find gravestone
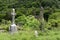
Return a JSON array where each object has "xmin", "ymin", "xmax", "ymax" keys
[
  {"xmin": 9, "ymin": 9, "xmax": 17, "ymax": 34},
  {"xmin": 34, "ymin": 30, "xmax": 38, "ymax": 37},
  {"xmin": 40, "ymin": 6, "xmax": 45, "ymax": 32}
]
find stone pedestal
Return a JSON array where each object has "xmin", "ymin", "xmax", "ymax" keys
[{"xmin": 9, "ymin": 24, "xmax": 17, "ymax": 33}]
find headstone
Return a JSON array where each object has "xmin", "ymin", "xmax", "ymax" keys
[
  {"xmin": 40, "ymin": 6, "xmax": 45, "ymax": 32},
  {"xmin": 34, "ymin": 30, "xmax": 38, "ymax": 37},
  {"xmin": 9, "ymin": 8, "xmax": 17, "ymax": 34}
]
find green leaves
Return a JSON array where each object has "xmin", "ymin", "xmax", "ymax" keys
[
  {"xmin": 45, "ymin": 12, "xmax": 60, "ymax": 30},
  {"xmin": 16, "ymin": 15, "xmax": 40, "ymax": 30}
]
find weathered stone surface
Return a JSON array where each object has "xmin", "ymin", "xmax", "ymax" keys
[
  {"xmin": 34, "ymin": 30, "xmax": 38, "ymax": 37},
  {"xmin": 9, "ymin": 24, "xmax": 17, "ymax": 33},
  {"xmin": 9, "ymin": 9, "xmax": 17, "ymax": 34}
]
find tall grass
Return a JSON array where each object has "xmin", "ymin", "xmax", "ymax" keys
[{"xmin": 0, "ymin": 30, "xmax": 60, "ymax": 40}]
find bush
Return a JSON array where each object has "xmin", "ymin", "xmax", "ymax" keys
[
  {"xmin": 0, "ymin": 14, "xmax": 6, "ymax": 21},
  {"xmin": 49, "ymin": 12, "xmax": 60, "ymax": 20},
  {"xmin": 16, "ymin": 15, "xmax": 40, "ymax": 30},
  {"xmin": 44, "ymin": 12, "xmax": 60, "ymax": 30},
  {"xmin": 0, "ymin": 20, "xmax": 11, "ymax": 30}
]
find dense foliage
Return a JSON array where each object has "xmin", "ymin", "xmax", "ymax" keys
[
  {"xmin": 16, "ymin": 15, "xmax": 40, "ymax": 30},
  {"xmin": 0, "ymin": 0, "xmax": 60, "ymax": 40},
  {"xmin": 0, "ymin": 0, "xmax": 60, "ymax": 20},
  {"xmin": 0, "ymin": 0, "xmax": 60, "ymax": 32},
  {"xmin": 0, "ymin": 0, "xmax": 60, "ymax": 31}
]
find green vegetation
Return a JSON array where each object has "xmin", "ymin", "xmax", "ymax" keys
[
  {"xmin": 0, "ymin": 0, "xmax": 60, "ymax": 40},
  {"xmin": 16, "ymin": 15, "xmax": 40, "ymax": 30},
  {"xmin": 0, "ymin": 31, "xmax": 60, "ymax": 40}
]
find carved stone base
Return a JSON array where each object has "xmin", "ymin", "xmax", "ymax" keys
[{"xmin": 9, "ymin": 24, "xmax": 17, "ymax": 34}]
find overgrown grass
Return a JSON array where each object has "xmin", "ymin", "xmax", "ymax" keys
[{"xmin": 0, "ymin": 30, "xmax": 60, "ymax": 40}]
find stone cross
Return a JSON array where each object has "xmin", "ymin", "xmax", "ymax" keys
[
  {"xmin": 11, "ymin": 9, "xmax": 16, "ymax": 24},
  {"xmin": 40, "ymin": 6, "xmax": 45, "ymax": 32},
  {"xmin": 9, "ymin": 8, "xmax": 17, "ymax": 34}
]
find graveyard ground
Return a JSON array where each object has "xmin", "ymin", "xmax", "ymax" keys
[{"xmin": 0, "ymin": 30, "xmax": 60, "ymax": 40}]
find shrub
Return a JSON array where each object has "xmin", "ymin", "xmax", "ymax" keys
[
  {"xmin": 0, "ymin": 20, "xmax": 11, "ymax": 30},
  {"xmin": 49, "ymin": 12, "xmax": 60, "ymax": 20},
  {"xmin": 45, "ymin": 12, "xmax": 60, "ymax": 30},
  {"xmin": 16, "ymin": 15, "xmax": 40, "ymax": 30}
]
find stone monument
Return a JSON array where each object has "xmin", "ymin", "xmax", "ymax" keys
[
  {"xmin": 9, "ymin": 8, "xmax": 17, "ymax": 34},
  {"xmin": 34, "ymin": 30, "xmax": 38, "ymax": 37}
]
